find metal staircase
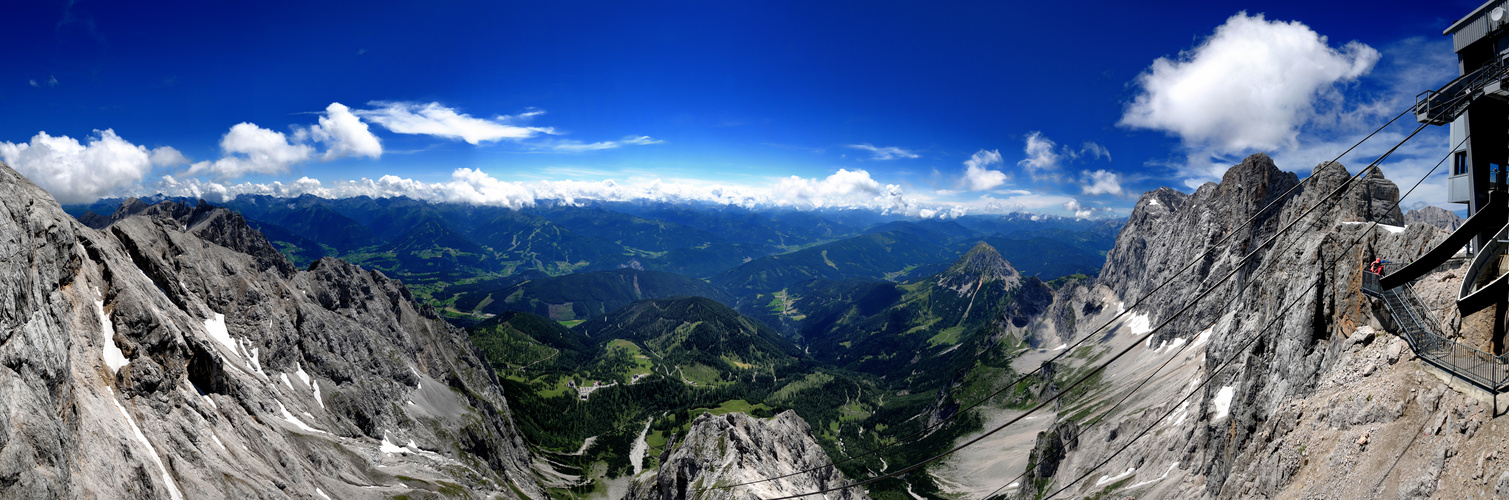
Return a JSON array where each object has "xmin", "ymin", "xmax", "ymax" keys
[{"xmin": 1363, "ymin": 266, "xmax": 1509, "ymax": 394}]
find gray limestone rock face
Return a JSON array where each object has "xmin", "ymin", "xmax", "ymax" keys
[
  {"xmin": 0, "ymin": 160, "xmax": 544, "ymax": 499},
  {"xmin": 1045, "ymin": 153, "xmax": 1449, "ymax": 497},
  {"xmin": 626, "ymin": 411, "xmax": 867, "ymax": 500},
  {"xmin": 1405, "ymin": 205, "xmax": 1465, "ymax": 232}
]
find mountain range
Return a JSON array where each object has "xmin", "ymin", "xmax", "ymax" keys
[{"xmin": 35, "ymin": 151, "xmax": 1483, "ymax": 499}]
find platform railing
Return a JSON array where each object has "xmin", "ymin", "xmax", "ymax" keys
[{"xmin": 1362, "ymin": 262, "xmax": 1509, "ymax": 393}]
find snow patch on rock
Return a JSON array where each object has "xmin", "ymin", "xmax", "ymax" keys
[
  {"xmin": 380, "ymin": 433, "xmax": 407, "ymax": 455},
  {"xmin": 277, "ymin": 400, "xmax": 326, "ymax": 434},
  {"xmin": 1212, "ymin": 386, "xmax": 1235, "ymax": 420},
  {"xmin": 1125, "ymin": 311, "xmax": 1152, "ymax": 335},
  {"xmin": 294, "ymin": 363, "xmax": 312, "ymax": 388},
  {"xmin": 106, "ymin": 387, "xmax": 184, "ymax": 500},
  {"xmin": 95, "ymin": 299, "xmax": 129, "ymax": 375},
  {"xmin": 1096, "ymin": 467, "xmax": 1137, "ymax": 486},
  {"xmin": 204, "ymin": 313, "xmax": 235, "ymax": 354}
]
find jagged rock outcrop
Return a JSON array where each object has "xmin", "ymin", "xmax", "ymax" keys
[
  {"xmin": 1033, "ymin": 276, "xmax": 1103, "ymax": 348},
  {"xmin": 0, "ymin": 160, "xmax": 543, "ymax": 499},
  {"xmin": 1405, "ymin": 205, "xmax": 1465, "ymax": 232},
  {"xmin": 1015, "ymin": 420, "xmax": 1079, "ymax": 500},
  {"xmin": 626, "ymin": 411, "xmax": 866, "ymax": 500},
  {"xmin": 1031, "ymin": 153, "xmax": 1453, "ymax": 498}
]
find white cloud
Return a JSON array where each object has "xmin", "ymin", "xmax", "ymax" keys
[
  {"xmin": 1064, "ymin": 199, "xmax": 1095, "ymax": 219},
  {"xmin": 149, "ymin": 146, "xmax": 189, "ymax": 167},
  {"xmin": 186, "ymin": 123, "xmax": 314, "ymax": 178},
  {"xmin": 0, "ymin": 129, "xmax": 177, "ymax": 204},
  {"xmin": 1120, "ymin": 12, "xmax": 1379, "ymax": 153},
  {"xmin": 1080, "ymin": 142, "xmax": 1112, "ymax": 162},
  {"xmin": 621, "ymin": 136, "xmax": 665, "ymax": 146},
  {"xmin": 305, "ymin": 102, "xmax": 382, "ymax": 160},
  {"xmin": 848, "ymin": 143, "xmax": 920, "ymax": 160},
  {"xmin": 150, "ymin": 167, "xmax": 964, "ymax": 217},
  {"xmin": 28, "ymin": 79, "xmax": 37, "ymax": 88},
  {"xmin": 962, "ymin": 149, "xmax": 1007, "ymax": 191},
  {"xmin": 550, "ymin": 135, "xmax": 666, "ymax": 153},
  {"xmin": 774, "ymin": 169, "xmax": 900, "ymax": 209},
  {"xmin": 1080, "ymin": 169, "xmax": 1123, "ymax": 196},
  {"xmin": 1018, "ymin": 132, "xmax": 1061, "ymax": 177},
  {"xmin": 1017, "ymin": 133, "xmax": 1112, "ymax": 181},
  {"xmin": 355, "ymin": 101, "xmax": 554, "ymax": 145}
]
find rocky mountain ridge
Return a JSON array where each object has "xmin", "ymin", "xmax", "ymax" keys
[
  {"xmin": 1405, "ymin": 205, "xmax": 1465, "ymax": 232},
  {"xmin": 0, "ymin": 160, "xmax": 544, "ymax": 499}
]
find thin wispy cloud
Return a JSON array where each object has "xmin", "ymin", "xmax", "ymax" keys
[
  {"xmin": 355, "ymin": 101, "xmax": 556, "ymax": 145},
  {"xmin": 1017, "ymin": 132, "xmax": 1113, "ymax": 182},
  {"xmin": 847, "ymin": 143, "xmax": 919, "ymax": 160},
  {"xmin": 548, "ymin": 135, "xmax": 665, "ymax": 153}
]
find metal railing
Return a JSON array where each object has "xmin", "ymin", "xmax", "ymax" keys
[
  {"xmin": 1416, "ymin": 51, "xmax": 1509, "ymax": 125},
  {"xmin": 1362, "ymin": 263, "xmax": 1509, "ymax": 394}
]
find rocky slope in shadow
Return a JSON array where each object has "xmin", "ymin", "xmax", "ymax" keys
[{"xmin": 0, "ymin": 160, "xmax": 544, "ymax": 499}]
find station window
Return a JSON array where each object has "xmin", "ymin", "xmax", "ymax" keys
[{"xmin": 1455, "ymin": 151, "xmax": 1469, "ymax": 176}]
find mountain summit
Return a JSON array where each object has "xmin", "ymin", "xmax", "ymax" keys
[{"xmin": 938, "ymin": 241, "xmax": 1021, "ymax": 291}]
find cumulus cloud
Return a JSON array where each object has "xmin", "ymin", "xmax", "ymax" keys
[
  {"xmin": 1119, "ymin": 12, "xmax": 1379, "ymax": 153},
  {"xmin": 304, "ymin": 102, "xmax": 382, "ymax": 160},
  {"xmin": 0, "ymin": 129, "xmax": 181, "ymax": 204},
  {"xmin": 1080, "ymin": 169, "xmax": 1123, "ymax": 196},
  {"xmin": 355, "ymin": 101, "xmax": 554, "ymax": 145},
  {"xmin": 1018, "ymin": 132, "xmax": 1061, "ymax": 177},
  {"xmin": 847, "ymin": 143, "xmax": 920, "ymax": 160},
  {"xmin": 1064, "ymin": 199, "xmax": 1096, "ymax": 219},
  {"xmin": 773, "ymin": 169, "xmax": 905, "ymax": 210},
  {"xmin": 962, "ymin": 149, "xmax": 1007, "ymax": 191},
  {"xmin": 149, "ymin": 146, "xmax": 189, "ymax": 167},
  {"xmin": 150, "ymin": 167, "xmax": 964, "ymax": 217},
  {"xmin": 187, "ymin": 123, "xmax": 314, "ymax": 178}
]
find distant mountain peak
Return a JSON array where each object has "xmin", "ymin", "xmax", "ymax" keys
[{"xmin": 940, "ymin": 242, "xmax": 1020, "ymax": 289}]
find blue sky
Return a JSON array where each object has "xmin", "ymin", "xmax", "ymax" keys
[{"xmin": 0, "ymin": 0, "xmax": 1483, "ymax": 218}]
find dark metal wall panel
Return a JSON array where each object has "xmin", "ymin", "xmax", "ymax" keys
[
  {"xmin": 1452, "ymin": 0, "xmax": 1506, "ymax": 53},
  {"xmin": 1457, "ymin": 17, "xmax": 1490, "ymax": 53}
]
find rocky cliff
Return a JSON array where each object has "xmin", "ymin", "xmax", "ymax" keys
[
  {"xmin": 625, "ymin": 411, "xmax": 866, "ymax": 500},
  {"xmin": 0, "ymin": 160, "xmax": 543, "ymax": 499},
  {"xmin": 1015, "ymin": 153, "xmax": 1488, "ymax": 498},
  {"xmin": 1405, "ymin": 205, "xmax": 1465, "ymax": 232}
]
